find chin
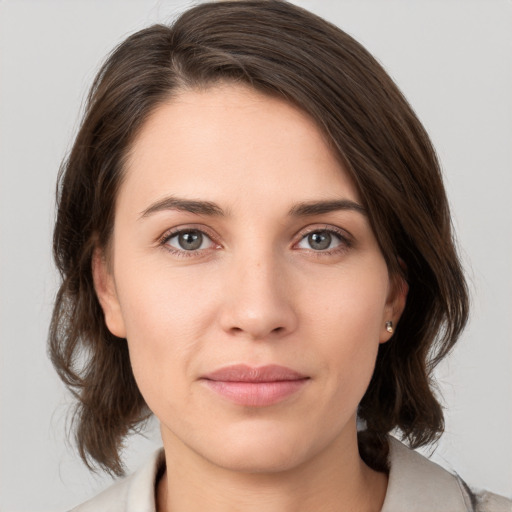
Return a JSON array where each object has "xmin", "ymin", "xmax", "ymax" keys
[
  {"xmin": 208, "ymin": 445, "xmax": 304, "ymax": 474},
  {"xmin": 195, "ymin": 421, "xmax": 319, "ymax": 474}
]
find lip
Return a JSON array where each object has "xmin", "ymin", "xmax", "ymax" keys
[{"xmin": 200, "ymin": 364, "xmax": 310, "ymax": 407}]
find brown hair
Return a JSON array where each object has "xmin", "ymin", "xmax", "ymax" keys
[{"xmin": 49, "ymin": 0, "xmax": 469, "ymax": 476}]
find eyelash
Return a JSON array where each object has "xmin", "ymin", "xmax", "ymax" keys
[
  {"xmin": 158, "ymin": 225, "xmax": 352, "ymax": 259},
  {"xmin": 295, "ymin": 225, "xmax": 352, "ymax": 257},
  {"xmin": 159, "ymin": 226, "xmax": 220, "ymax": 258}
]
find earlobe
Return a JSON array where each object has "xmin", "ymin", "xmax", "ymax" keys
[
  {"xmin": 91, "ymin": 248, "xmax": 127, "ymax": 338},
  {"xmin": 380, "ymin": 274, "xmax": 408, "ymax": 344}
]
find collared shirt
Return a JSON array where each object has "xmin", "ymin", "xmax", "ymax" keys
[{"xmin": 71, "ymin": 437, "xmax": 511, "ymax": 512}]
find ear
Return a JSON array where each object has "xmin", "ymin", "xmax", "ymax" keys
[
  {"xmin": 91, "ymin": 248, "xmax": 127, "ymax": 338},
  {"xmin": 380, "ymin": 272, "xmax": 408, "ymax": 344}
]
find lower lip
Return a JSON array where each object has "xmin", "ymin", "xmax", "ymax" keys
[{"xmin": 202, "ymin": 379, "xmax": 309, "ymax": 407}]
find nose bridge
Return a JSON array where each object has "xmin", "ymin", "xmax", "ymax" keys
[{"xmin": 220, "ymin": 244, "xmax": 297, "ymax": 339}]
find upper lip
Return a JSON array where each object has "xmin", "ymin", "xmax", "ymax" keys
[{"xmin": 202, "ymin": 364, "xmax": 308, "ymax": 382}]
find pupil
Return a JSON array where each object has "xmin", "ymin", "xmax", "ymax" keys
[
  {"xmin": 179, "ymin": 231, "xmax": 202, "ymax": 250},
  {"xmin": 309, "ymin": 232, "xmax": 331, "ymax": 250}
]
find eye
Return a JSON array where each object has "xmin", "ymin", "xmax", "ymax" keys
[
  {"xmin": 296, "ymin": 229, "xmax": 346, "ymax": 251},
  {"xmin": 164, "ymin": 229, "xmax": 215, "ymax": 252}
]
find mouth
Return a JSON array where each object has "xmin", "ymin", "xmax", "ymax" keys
[{"xmin": 200, "ymin": 364, "xmax": 310, "ymax": 407}]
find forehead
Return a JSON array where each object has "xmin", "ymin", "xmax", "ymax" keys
[{"xmin": 120, "ymin": 84, "xmax": 359, "ymax": 215}]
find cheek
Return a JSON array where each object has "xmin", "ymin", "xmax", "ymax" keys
[
  {"xmin": 299, "ymin": 264, "xmax": 388, "ymax": 399},
  {"xmin": 115, "ymin": 249, "xmax": 219, "ymax": 338},
  {"xmin": 112, "ymin": 258, "xmax": 222, "ymax": 411},
  {"xmin": 300, "ymin": 261, "xmax": 389, "ymax": 338}
]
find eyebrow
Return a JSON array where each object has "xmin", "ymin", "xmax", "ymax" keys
[
  {"xmin": 139, "ymin": 196, "xmax": 366, "ymax": 219},
  {"xmin": 288, "ymin": 199, "xmax": 367, "ymax": 217},
  {"xmin": 139, "ymin": 196, "xmax": 226, "ymax": 219}
]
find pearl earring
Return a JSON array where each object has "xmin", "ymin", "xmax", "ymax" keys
[{"xmin": 385, "ymin": 321, "xmax": 394, "ymax": 334}]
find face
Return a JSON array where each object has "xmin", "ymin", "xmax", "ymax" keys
[{"xmin": 94, "ymin": 84, "xmax": 405, "ymax": 473}]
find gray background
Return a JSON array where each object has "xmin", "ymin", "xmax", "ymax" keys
[{"xmin": 1, "ymin": 1, "xmax": 511, "ymax": 510}]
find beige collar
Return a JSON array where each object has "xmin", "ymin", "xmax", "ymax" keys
[{"xmin": 380, "ymin": 436, "xmax": 471, "ymax": 511}]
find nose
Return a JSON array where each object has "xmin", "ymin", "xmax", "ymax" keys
[{"xmin": 218, "ymin": 252, "xmax": 298, "ymax": 341}]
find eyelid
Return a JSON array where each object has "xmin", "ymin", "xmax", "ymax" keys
[
  {"xmin": 292, "ymin": 224, "xmax": 353, "ymax": 251},
  {"xmin": 158, "ymin": 224, "xmax": 222, "ymax": 255},
  {"xmin": 294, "ymin": 224, "xmax": 352, "ymax": 242}
]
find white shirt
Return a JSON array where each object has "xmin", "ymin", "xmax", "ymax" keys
[{"xmin": 71, "ymin": 437, "xmax": 511, "ymax": 512}]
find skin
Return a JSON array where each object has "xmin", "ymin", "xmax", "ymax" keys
[{"xmin": 93, "ymin": 84, "xmax": 407, "ymax": 512}]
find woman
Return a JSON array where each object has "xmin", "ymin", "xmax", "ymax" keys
[{"xmin": 49, "ymin": 1, "xmax": 511, "ymax": 511}]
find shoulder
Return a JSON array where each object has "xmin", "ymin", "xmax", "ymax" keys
[
  {"xmin": 474, "ymin": 491, "xmax": 512, "ymax": 512},
  {"xmin": 70, "ymin": 449, "xmax": 164, "ymax": 512},
  {"xmin": 382, "ymin": 436, "xmax": 511, "ymax": 512}
]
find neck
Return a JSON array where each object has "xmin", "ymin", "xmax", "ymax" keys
[{"xmin": 156, "ymin": 427, "xmax": 387, "ymax": 512}]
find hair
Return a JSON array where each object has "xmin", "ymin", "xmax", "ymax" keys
[{"xmin": 49, "ymin": 0, "xmax": 469, "ymax": 476}]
